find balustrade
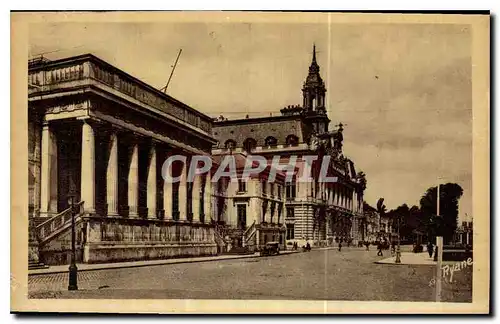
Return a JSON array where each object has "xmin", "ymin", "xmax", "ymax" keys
[{"xmin": 37, "ymin": 201, "xmax": 84, "ymax": 242}]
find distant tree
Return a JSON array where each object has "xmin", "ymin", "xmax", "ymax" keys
[
  {"xmin": 419, "ymin": 183, "xmax": 464, "ymax": 244},
  {"xmin": 390, "ymin": 204, "xmax": 409, "ymax": 237}
]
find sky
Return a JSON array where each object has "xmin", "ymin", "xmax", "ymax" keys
[{"xmin": 28, "ymin": 19, "xmax": 472, "ymax": 221}]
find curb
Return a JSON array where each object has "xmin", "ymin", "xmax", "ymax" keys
[{"xmin": 29, "ymin": 251, "xmax": 300, "ymax": 276}]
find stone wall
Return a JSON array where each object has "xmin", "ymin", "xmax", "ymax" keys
[{"xmin": 40, "ymin": 217, "xmax": 217, "ymax": 265}]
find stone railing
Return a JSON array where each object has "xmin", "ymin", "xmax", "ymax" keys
[
  {"xmin": 243, "ymin": 221, "xmax": 257, "ymax": 244},
  {"xmin": 212, "ymin": 143, "xmax": 310, "ymax": 155},
  {"xmin": 36, "ymin": 201, "xmax": 84, "ymax": 242},
  {"xmin": 28, "ymin": 55, "xmax": 212, "ymax": 134}
]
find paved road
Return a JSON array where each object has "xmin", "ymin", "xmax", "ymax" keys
[{"xmin": 29, "ymin": 247, "xmax": 472, "ymax": 301}]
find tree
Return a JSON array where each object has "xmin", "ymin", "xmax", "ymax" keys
[
  {"xmin": 419, "ymin": 183, "xmax": 464, "ymax": 244},
  {"xmin": 376, "ymin": 198, "xmax": 386, "ymax": 229}
]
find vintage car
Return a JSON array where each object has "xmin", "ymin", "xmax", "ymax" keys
[{"xmin": 260, "ymin": 242, "xmax": 280, "ymax": 256}]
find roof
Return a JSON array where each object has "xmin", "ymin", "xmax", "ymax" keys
[{"xmin": 213, "ymin": 116, "xmax": 306, "ymax": 147}]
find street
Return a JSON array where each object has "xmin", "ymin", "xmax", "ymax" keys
[{"xmin": 29, "ymin": 248, "xmax": 472, "ymax": 302}]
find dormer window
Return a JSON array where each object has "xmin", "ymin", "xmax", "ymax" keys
[
  {"xmin": 224, "ymin": 139, "xmax": 236, "ymax": 150},
  {"xmin": 243, "ymin": 138, "xmax": 257, "ymax": 153},
  {"xmin": 265, "ymin": 136, "xmax": 278, "ymax": 147},
  {"xmin": 286, "ymin": 135, "xmax": 299, "ymax": 146}
]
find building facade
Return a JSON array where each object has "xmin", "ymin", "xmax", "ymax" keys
[
  {"xmin": 28, "ymin": 54, "xmax": 218, "ymax": 265},
  {"xmin": 211, "ymin": 153, "xmax": 286, "ymax": 253},
  {"xmin": 212, "ymin": 46, "xmax": 367, "ymax": 247},
  {"xmin": 455, "ymin": 220, "xmax": 473, "ymax": 247}
]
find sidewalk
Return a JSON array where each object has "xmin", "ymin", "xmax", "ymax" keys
[
  {"xmin": 29, "ymin": 250, "xmax": 299, "ymax": 276},
  {"xmin": 375, "ymin": 252, "xmax": 460, "ymax": 266}
]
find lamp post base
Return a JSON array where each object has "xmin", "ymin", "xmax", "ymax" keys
[
  {"xmin": 395, "ymin": 251, "xmax": 401, "ymax": 263},
  {"xmin": 68, "ymin": 263, "xmax": 78, "ymax": 291}
]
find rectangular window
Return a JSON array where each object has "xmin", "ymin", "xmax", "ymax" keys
[
  {"xmin": 286, "ymin": 182, "xmax": 296, "ymax": 200},
  {"xmin": 187, "ymin": 181, "xmax": 193, "ymax": 221},
  {"xmin": 286, "ymin": 207, "xmax": 295, "ymax": 219},
  {"xmin": 172, "ymin": 182, "xmax": 180, "ymax": 220},
  {"xmin": 286, "ymin": 224, "xmax": 295, "ymax": 240},
  {"xmin": 269, "ymin": 183, "xmax": 274, "ymax": 197},
  {"xmin": 262, "ymin": 202, "xmax": 267, "ymax": 223},
  {"xmin": 277, "ymin": 185, "xmax": 282, "ymax": 199},
  {"xmin": 238, "ymin": 179, "xmax": 247, "ymax": 192},
  {"xmin": 200, "ymin": 178, "xmax": 205, "ymax": 223},
  {"xmin": 262, "ymin": 180, "xmax": 267, "ymax": 195},
  {"xmin": 237, "ymin": 204, "xmax": 246, "ymax": 229}
]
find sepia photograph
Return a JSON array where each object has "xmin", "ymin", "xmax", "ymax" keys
[{"xmin": 10, "ymin": 11, "xmax": 490, "ymax": 314}]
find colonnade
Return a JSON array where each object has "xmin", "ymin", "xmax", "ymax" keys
[{"xmin": 39, "ymin": 119, "xmax": 212, "ymax": 222}]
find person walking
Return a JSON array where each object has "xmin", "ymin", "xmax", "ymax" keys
[
  {"xmin": 427, "ymin": 241, "xmax": 434, "ymax": 258},
  {"xmin": 338, "ymin": 238, "xmax": 343, "ymax": 252},
  {"xmin": 377, "ymin": 240, "xmax": 383, "ymax": 256}
]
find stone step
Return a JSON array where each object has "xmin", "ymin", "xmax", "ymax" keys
[{"xmin": 28, "ymin": 261, "xmax": 49, "ymax": 270}]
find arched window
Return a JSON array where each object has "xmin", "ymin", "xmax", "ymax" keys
[
  {"xmin": 224, "ymin": 139, "xmax": 236, "ymax": 149},
  {"xmin": 285, "ymin": 134, "xmax": 299, "ymax": 146},
  {"xmin": 243, "ymin": 138, "xmax": 257, "ymax": 153},
  {"xmin": 264, "ymin": 136, "xmax": 278, "ymax": 147}
]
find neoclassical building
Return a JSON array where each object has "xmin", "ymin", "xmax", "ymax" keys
[
  {"xmin": 28, "ymin": 54, "xmax": 218, "ymax": 265},
  {"xmin": 212, "ymin": 46, "xmax": 367, "ymax": 247}
]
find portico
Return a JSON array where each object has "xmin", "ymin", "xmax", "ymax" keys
[{"xmin": 29, "ymin": 54, "xmax": 217, "ymax": 265}]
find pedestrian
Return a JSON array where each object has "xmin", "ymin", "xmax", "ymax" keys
[
  {"xmin": 364, "ymin": 241, "xmax": 370, "ymax": 251},
  {"xmin": 427, "ymin": 241, "xmax": 434, "ymax": 258},
  {"xmin": 338, "ymin": 238, "xmax": 343, "ymax": 252},
  {"xmin": 377, "ymin": 241, "xmax": 383, "ymax": 256}
]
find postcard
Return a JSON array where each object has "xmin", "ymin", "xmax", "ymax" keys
[{"xmin": 11, "ymin": 11, "xmax": 490, "ymax": 314}]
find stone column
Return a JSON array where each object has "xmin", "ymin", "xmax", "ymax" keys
[
  {"xmin": 106, "ymin": 132, "xmax": 119, "ymax": 216},
  {"xmin": 147, "ymin": 144, "xmax": 157, "ymax": 219},
  {"xmin": 203, "ymin": 173, "xmax": 212, "ymax": 222},
  {"xmin": 81, "ymin": 121, "xmax": 95, "ymax": 213},
  {"xmin": 163, "ymin": 168, "xmax": 173, "ymax": 220},
  {"xmin": 40, "ymin": 123, "xmax": 58, "ymax": 216},
  {"xmin": 354, "ymin": 195, "xmax": 357, "ymax": 213},
  {"xmin": 178, "ymin": 157, "xmax": 188, "ymax": 221},
  {"xmin": 192, "ymin": 175, "xmax": 201, "ymax": 222},
  {"xmin": 128, "ymin": 142, "xmax": 139, "ymax": 218}
]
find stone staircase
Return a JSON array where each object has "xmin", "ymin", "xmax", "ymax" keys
[
  {"xmin": 35, "ymin": 201, "xmax": 84, "ymax": 246},
  {"xmin": 30, "ymin": 202, "xmax": 85, "ymax": 267},
  {"xmin": 243, "ymin": 221, "xmax": 257, "ymax": 251}
]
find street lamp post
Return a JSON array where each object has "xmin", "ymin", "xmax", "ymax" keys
[
  {"xmin": 395, "ymin": 215, "xmax": 401, "ymax": 263},
  {"xmin": 435, "ymin": 184, "xmax": 443, "ymax": 302},
  {"xmin": 67, "ymin": 189, "xmax": 78, "ymax": 291}
]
